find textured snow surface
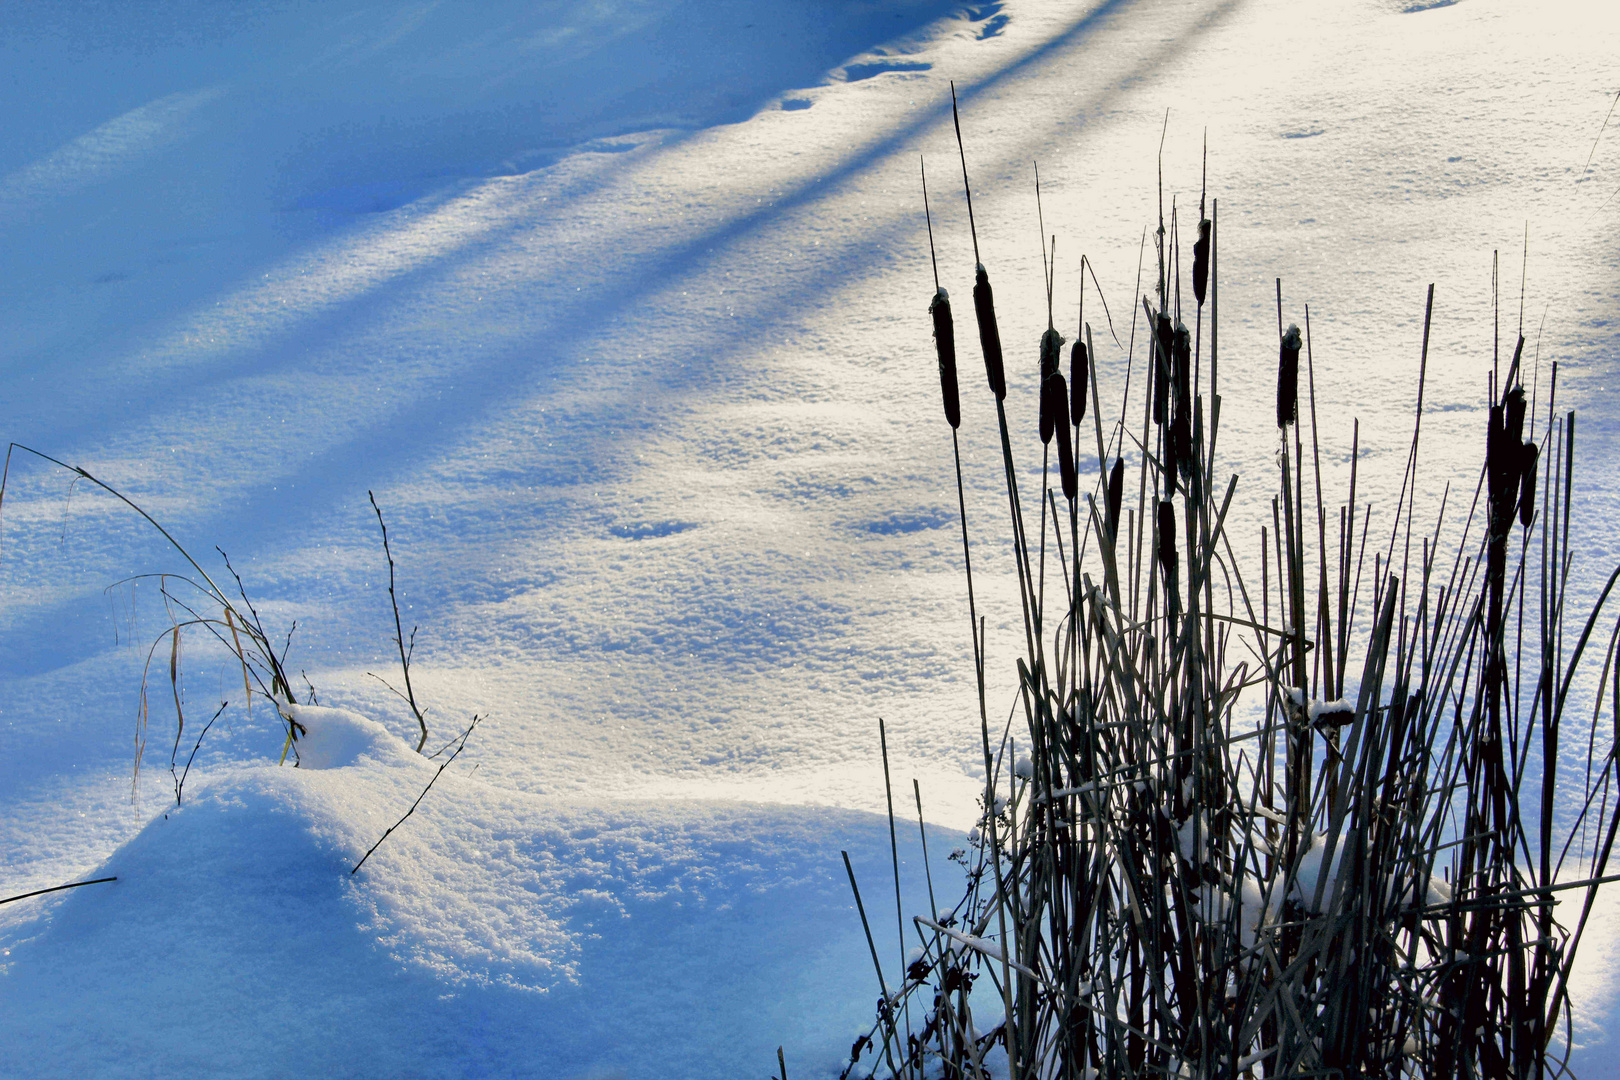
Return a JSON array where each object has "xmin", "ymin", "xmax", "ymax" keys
[
  {"xmin": 2, "ymin": 0, "xmax": 1619, "ymax": 1075},
  {"xmin": 0, "ymin": 707, "xmax": 934, "ymax": 1077}
]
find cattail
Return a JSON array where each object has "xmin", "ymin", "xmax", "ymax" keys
[
  {"xmin": 1168, "ymin": 417, "xmax": 1191, "ymax": 486},
  {"xmin": 1487, "ymin": 399, "xmax": 1524, "ymax": 529},
  {"xmin": 1153, "ymin": 313, "xmax": 1173, "ymax": 426},
  {"xmin": 1517, "ymin": 440, "xmax": 1539, "ymax": 528},
  {"xmin": 1070, "ymin": 338, "xmax": 1088, "ymax": 425},
  {"xmin": 1051, "ymin": 372, "xmax": 1077, "ymax": 501},
  {"xmin": 1157, "ymin": 499, "xmax": 1179, "ymax": 612},
  {"xmin": 1039, "ymin": 327, "xmax": 1064, "ymax": 444},
  {"xmin": 1171, "ymin": 322, "xmax": 1193, "ymax": 479},
  {"xmin": 1173, "ymin": 323, "xmax": 1192, "ymax": 414},
  {"xmin": 973, "ymin": 265, "xmax": 1006, "ymax": 400},
  {"xmin": 1503, "ymin": 385, "xmax": 1527, "ymax": 444},
  {"xmin": 1106, "ymin": 457, "xmax": 1124, "ymax": 544},
  {"xmin": 1192, "ymin": 218, "xmax": 1211, "ymax": 307},
  {"xmin": 1164, "ymin": 415, "xmax": 1181, "ymax": 482},
  {"xmin": 931, "ymin": 289, "xmax": 960, "ymax": 429},
  {"xmin": 1157, "ymin": 500, "xmax": 1176, "ymax": 567},
  {"xmin": 1277, "ymin": 324, "xmax": 1301, "ymax": 429}
]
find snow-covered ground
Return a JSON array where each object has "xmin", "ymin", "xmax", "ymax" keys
[{"xmin": 1, "ymin": 0, "xmax": 1618, "ymax": 1075}]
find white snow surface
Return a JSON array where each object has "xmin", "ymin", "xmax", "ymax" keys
[{"xmin": 2, "ymin": 0, "xmax": 1619, "ymax": 1075}]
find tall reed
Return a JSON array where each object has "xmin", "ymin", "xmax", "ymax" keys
[{"xmin": 837, "ymin": 117, "xmax": 1620, "ymax": 1080}]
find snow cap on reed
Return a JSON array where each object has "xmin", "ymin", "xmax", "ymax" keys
[
  {"xmin": 930, "ymin": 288, "xmax": 960, "ymax": 429},
  {"xmin": 1039, "ymin": 327, "xmax": 1064, "ymax": 444},
  {"xmin": 972, "ymin": 265, "xmax": 1006, "ymax": 400},
  {"xmin": 1277, "ymin": 324, "xmax": 1301, "ymax": 429}
]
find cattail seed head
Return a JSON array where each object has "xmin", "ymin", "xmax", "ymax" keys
[
  {"xmin": 1518, "ymin": 440, "xmax": 1539, "ymax": 529},
  {"xmin": 930, "ymin": 289, "xmax": 960, "ymax": 429},
  {"xmin": 1163, "ymin": 419, "xmax": 1181, "ymax": 483},
  {"xmin": 1173, "ymin": 323, "xmax": 1192, "ymax": 412},
  {"xmin": 1503, "ymin": 385, "xmax": 1527, "ymax": 444},
  {"xmin": 1192, "ymin": 218, "xmax": 1211, "ymax": 307},
  {"xmin": 1168, "ymin": 413, "xmax": 1192, "ymax": 487},
  {"xmin": 1171, "ymin": 322, "xmax": 1193, "ymax": 480},
  {"xmin": 1106, "ymin": 458, "xmax": 1124, "ymax": 544},
  {"xmin": 1157, "ymin": 499, "xmax": 1179, "ymax": 610},
  {"xmin": 1153, "ymin": 313, "xmax": 1173, "ymax": 426},
  {"xmin": 1051, "ymin": 372, "xmax": 1077, "ymax": 501},
  {"xmin": 1157, "ymin": 499, "xmax": 1176, "ymax": 564},
  {"xmin": 972, "ymin": 265, "xmax": 1006, "ymax": 401},
  {"xmin": 1070, "ymin": 339, "xmax": 1088, "ymax": 426},
  {"xmin": 1277, "ymin": 324, "xmax": 1301, "ymax": 429},
  {"xmin": 1487, "ymin": 401, "xmax": 1523, "ymax": 530},
  {"xmin": 1039, "ymin": 327, "xmax": 1064, "ymax": 444}
]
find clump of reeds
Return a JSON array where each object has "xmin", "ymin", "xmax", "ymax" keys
[
  {"xmin": 0, "ymin": 449, "xmax": 439, "ymax": 793},
  {"xmin": 833, "ymin": 102, "xmax": 1620, "ymax": 1080},
  {"xmin": 0, "ymin": 444, "xmax": 307, "ymax": 789}
]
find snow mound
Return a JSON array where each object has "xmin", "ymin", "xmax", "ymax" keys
[
  {"xmin": 0, "ymin": 709, "xmax": 957, "ymax": 1078},
  {"xmin": 285, "ymin": 703, "xmax": 416, "ymax": 769}
]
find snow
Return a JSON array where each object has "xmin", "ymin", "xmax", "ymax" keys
[
  {"xmin": 2, "ymin": 0, "xmax": 1619, "ymax": 1075},
  {"xmin": 1194, "ymin": 874, "xmax": 1277, "ymax": 953},
  {"xmin": 1286, "ymin": 688, "xmax": 1353, "ymax": 723},
  {"xmin": 2, "ymin": 705, "xmax": 945, "ymax": 1077},
  {"xmin": 1291, "ymin": 831, "xmax": 1348, "ymax": 915}
]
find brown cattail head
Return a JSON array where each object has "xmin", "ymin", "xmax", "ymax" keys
[
  {"xmin": 1503, "ymin": 385, "xmax": 1527, "ymax": 444},
  {"xmin": 1277, "ymin": 324, "xmax": 1301, "ymax": 429},
  {"xmin": 1518, "ymin": 440, "xmax": 1539, "ymax": 528},
  {"xmin": 1153, "ymin": 313, "xmax": 1173, "ymax": 426},
  {"xmin": 1173, "ymin": 323, "xmax": 1192, "ymax": 414},
  {"xmin": 1168, "ymin": 414, "xmax": 1192, "ymax": 487},
  {"xmin": 1051, "ymin": 372, "xmax": 1077, "ymax": 501},
  {"xmin": 1157, "ymin": 499, "xmax": 1179, "ymax": 611},
  {"xmin": 1487, "ymin": 399, "xmax": 1523, "ymax": 530},
  {"xmin": 1157, "ymin": 499, "xmax": 1176, "ymax": 564},
  {"xmin": 1070, "ymin": 339, "xmax": 1088, "ymax": 426},
  {"xmin": 1170, "ymin": 322, "xmax": 1194, "ymax": 482},
  {"xmin": 1192, "ymin": 218, "xmax": 1211, "ymax": 307},
  {"xmin": 1039, "ymin": 327, "xmax": 1064, "ymax": 444},
  {"xmin": 972, "ymin": 265, "xmax": 1006, "ymax": 400},
  {"xmin": 930, "ymin": 289, "xmax": 960, "ymax": 429},
  {"xmin": 1106, "ymin": 457, "xmax": 1124, "ymax": 543}
]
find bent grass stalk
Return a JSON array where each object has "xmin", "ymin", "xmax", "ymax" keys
[
  {"xmin": 0, "ymin": 443, "xmax": 304, "ymax": 789},
  {"xmin": 0, "ymin": 447, "xmax": 446, "ymax": 792}
]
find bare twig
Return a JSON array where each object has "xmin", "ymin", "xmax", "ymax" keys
[
  {"xmin": 369, "ymin": 491, "xmax": 429, "ymax": 753},
  {"xmin": 0, "ymin": 877, "xmax": 118, "ymax": 906},
  {"xmin": 351, "ymin": 714, "xmax": 481, "ymax": 874},
  {"xmin": 174, "ymin": 700, "xmax": 227, "ymax": 806}
]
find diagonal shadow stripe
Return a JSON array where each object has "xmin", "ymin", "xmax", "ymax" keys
[{"xmin": 0, "ymin": 0, "xmax": 1245, "ymax": 691}]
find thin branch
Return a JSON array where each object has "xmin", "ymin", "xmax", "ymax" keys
[
  {"xmin": 370, "ymin": 491, "xmax": 429, "ymax": 753},
  {"xmin": 1, "ymin": 877, "xmax": 118, "ymax": 906},
  {"xmin": 352, "ymin": 715, "xmax": 481, "ymax": 874}
]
